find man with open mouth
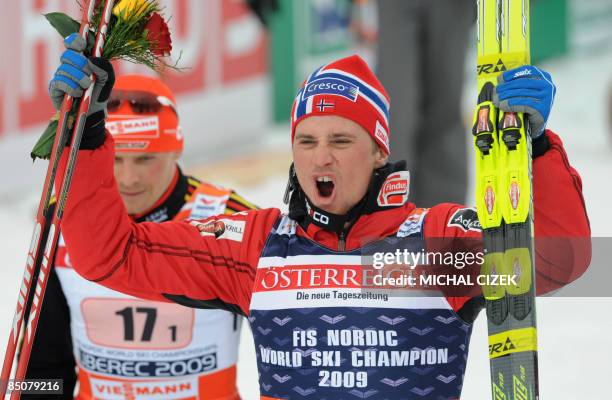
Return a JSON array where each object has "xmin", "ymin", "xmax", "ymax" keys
[{"xmin": 47, "ymin": 46, "xmax": 590, "ymax": 399}]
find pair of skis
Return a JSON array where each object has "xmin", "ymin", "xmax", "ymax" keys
[
  {"xmin": 474, "ymin": 0, "xmax": 539, "ymax": 399},
  {"xmin": 0, "ymin": 1, "xmax": 116, "ymax": 398}
]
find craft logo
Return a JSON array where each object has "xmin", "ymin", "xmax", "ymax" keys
[
  {"xmin": 302, "ymin": 77, "xmax": 359, "ymax": 102},
  {"xmin": 448, "ymin": 208, "xmax": 482, "ymax": 232},
  {"xmin": 305, "ymin": 202, "xmax": 330, "ymax": 226},
  {"xmin": 106, "ymin": 116, "xmax": 160, "ymax": 137},
  {"xmin": 312, "ymin": 211, "xmax": 330, "ymax": 225},
  {"xmin": 378, "ymin": 171, "xmax": 409, "ymax": 207}
]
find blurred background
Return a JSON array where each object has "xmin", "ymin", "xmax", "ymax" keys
[{"xmin": 0, "ymin": 0, "xmax": 611, "ymax": 398}]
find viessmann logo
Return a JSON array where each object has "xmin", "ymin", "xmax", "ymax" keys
[{"xmin": 106, "ymin": 116, "xmax": 160, "ymax": 137}]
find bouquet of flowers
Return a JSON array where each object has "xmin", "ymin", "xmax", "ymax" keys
[{"xmin": 32, "ymin": 0, "xmax": 176, "ymax": 160}]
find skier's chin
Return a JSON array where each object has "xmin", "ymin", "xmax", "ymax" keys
[{"xmin": 122, "ymin": 194, "xmax": 150, "ymax": 215}]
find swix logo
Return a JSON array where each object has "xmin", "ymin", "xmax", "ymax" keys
[
  {"xmin": 258, "ymin": 266, "xmax": 360, "ymax": 290},
  {"xmin": 106, "ymin": 116, "xmax": 160, "ymax": 137},
  {"xmin": 513, "ymin": 68, "xmax": 532, "ymax": 79},
  {"xmin": 377, "ymin": 171, "xmax": 410, "ymax": 207},
  {"xmin": 509, "ymin": 182, "xmax": 520, "ymax": 210},
  {"xmin": 477, "ymin": 59, "xmax": 507, "ymax": 75},
  {"xmin": 312, "ymin": 211, "xmax": 330, "ymax": 225}
]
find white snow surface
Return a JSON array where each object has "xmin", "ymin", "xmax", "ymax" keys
[{"xmin": 0, "ymin": 48, "xmax": 611, "ymax": 399}]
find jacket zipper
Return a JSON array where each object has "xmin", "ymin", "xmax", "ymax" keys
[{"xmin": 338, "ymin": 231, "xmax": 346, "ymax": 251}]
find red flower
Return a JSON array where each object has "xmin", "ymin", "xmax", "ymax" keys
[{"xmin": 145, "ymin": 12, "xmax": 172, "ymax": 57}]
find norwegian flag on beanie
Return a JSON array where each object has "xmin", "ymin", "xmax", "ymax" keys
[{"xmin": 290, "ymin": 55, "xmax": 391, "ymax": 155}]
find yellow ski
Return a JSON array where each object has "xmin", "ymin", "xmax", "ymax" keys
[{"xmin": 474, "ymin": 0, "xmax": 539, "ymax": 399}]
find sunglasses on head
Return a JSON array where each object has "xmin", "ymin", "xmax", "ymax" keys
[{"xmin": 108, "ymin": 90, "xmax": 178, "ymax": 115}]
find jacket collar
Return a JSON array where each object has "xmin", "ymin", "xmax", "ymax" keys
[{"xmin": 287, "ymin": 161, "xmax": 413, "ymax": 240}]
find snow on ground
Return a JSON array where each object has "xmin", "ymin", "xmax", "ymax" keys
[{"xmin": 0, "ymin": 46, "xmax": 611, "ymax": 399}]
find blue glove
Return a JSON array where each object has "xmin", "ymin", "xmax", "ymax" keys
[
  {"xmin": 48, "ymin": 33, "xmax": 114, "ymax": 116},
  {"xmin": 493, "ymin": 65, "xmax": 556, "ymax": 138}
]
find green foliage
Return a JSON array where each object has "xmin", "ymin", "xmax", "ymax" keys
[
  {"xmin": 44, "ymin": 12, "xmax": 80, "ymax": 37},
  {"xmin": 31, "ymin": 120, "xmax": 59, "ymax": 161},
  {"xmin": 32, "ymin": 0, "xmax": 179, "ymax": 161},
  {"xmin": 102, "ymin": 1, "xmax": 161, "ymax": 68},
  {"xmin": 45, "ymin": 12, "xmax": 96, "ymax": 54}
]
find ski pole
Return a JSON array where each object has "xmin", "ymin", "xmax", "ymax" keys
[{"xmin": 0, "ymin": 1, "xmax": 98, "ymax": 395}]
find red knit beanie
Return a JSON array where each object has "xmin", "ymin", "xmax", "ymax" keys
[{"xmin": 290, "ymin": 55, "xmax": 391, "ymax": 155}]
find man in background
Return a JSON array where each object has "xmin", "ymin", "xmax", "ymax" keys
[
  {"xmin": 25, "ymin": 74, "xmax": 257, "ymax": 400},
  {"xmin": 376, "ymin": 0, "xmax": 474, "ymax": 206}
]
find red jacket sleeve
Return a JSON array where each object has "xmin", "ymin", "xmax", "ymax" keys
[
  {"xmin": 57, "ymin": 135, "xmax": 280, "ymax": 316},
  {"xmin": 531, "ymin": 130, "xmax": 591, "ymax": 292},
  {"xmin": 425, "ymin": 130, "xmax": 591, "ymax": 312}
]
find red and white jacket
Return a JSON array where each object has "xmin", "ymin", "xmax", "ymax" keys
[{"xmin": 58, "ymin": 130, "xmax": 590, "ymax": 399}]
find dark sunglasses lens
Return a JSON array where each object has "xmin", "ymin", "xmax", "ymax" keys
[
  {"xmin": 107, "ymin": 98, "xmax": 121, "ymax": 112},
  {"xmin": 129, "ymin": 98, "xmax": 162, "ymax": 114}
]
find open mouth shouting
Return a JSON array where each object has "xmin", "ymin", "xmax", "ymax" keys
[
  {"xmin": 313, "ymin": 175, "xmax": 337, "ymax": 207},
  {"xmin": 316, "ymin": 176, "xmax": 334, "ymax": 197}
]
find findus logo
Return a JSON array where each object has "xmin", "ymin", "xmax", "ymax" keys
[
  {"xmin": 378, "ymin": 171, "xmax": 410, "ymax": 207},
  {"xmin": 384, "ymin": 181, "xmax": 407, "ymax": 194},
  {"xmin": 302, "ymin": 77, "xmax": 359, "ymax": 102}
]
